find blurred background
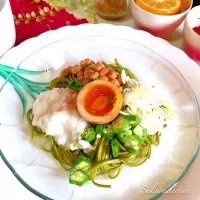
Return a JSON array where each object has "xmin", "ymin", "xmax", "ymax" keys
[{"xmin": 193, "ymin": 0, "xmax": 199, "ymax": 7}]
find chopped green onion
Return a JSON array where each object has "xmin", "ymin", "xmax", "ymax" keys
[
  {"xmin": 163, "ymin": 124, "xmax": 167, "ymax": 128},
  {"xmin": 68, "ymin": 80, "xmax": 83, "ymax": 91}
]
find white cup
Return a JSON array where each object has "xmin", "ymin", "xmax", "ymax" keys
[
  {"xmin": 184, "ymin": 6, "xmax": 200, "ymax": 64},
  {"xmin": 0, "ymin": 0, "xmax": 16, "ymax": 57},
  {"xmin": 130, "ymin": 0, "xmax": 193, "ymax": 38}
]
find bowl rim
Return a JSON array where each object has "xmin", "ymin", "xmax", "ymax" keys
[
  {"xmin": 0, "ymin": 33, "xmax": 200, "ymax": 200},
  {"xmin": 0, "ymin": 0, "xmax": 7, "ymax": 12},
  {"xmin": 185, "ymin": 5, "xmax": 200, "ymax": 29},
  {"xmin": 183, "ymin": 6, "xmax": 200, "ymax": 47},
  {"xmin": 131, "ymin": 0, "xmax": 193, "ymax": 17}
]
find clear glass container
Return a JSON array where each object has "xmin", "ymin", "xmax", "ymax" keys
[
  {"xmin": 0, "ymin": 32, "xmax": 199, "ymax": 200},
  {"xmin": 93, "ymin": 0, "xmax": 130, "ymax": 20}
]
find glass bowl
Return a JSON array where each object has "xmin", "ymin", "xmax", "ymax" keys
[
  {"xmin": 93, "ymin": 0, "xmax": 131, "ymax": 20},
  {"xmin": 0, "ymin": 36, "xmax": 199, "ymax": 200}
]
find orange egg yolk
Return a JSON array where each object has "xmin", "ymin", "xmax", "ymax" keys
[{"xmin": 84, "ymin": 85, "xmax": 116, "ymax": 116}]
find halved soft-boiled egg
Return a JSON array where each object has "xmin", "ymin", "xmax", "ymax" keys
[{"xmin": 76, "ymin": 80, "xmax": 122, "ymax": 124}]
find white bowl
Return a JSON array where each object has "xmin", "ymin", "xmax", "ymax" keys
[
  {"xmin": 0, "ymin": 25, "xmax": 199, "ymax": 200},
  {"xmin": 130, "ymin": 0, "xmax": 193, "ymax": 38},
  {"xmin": 184, "ymin": 5, "xmax": 200, "ymax": 64}
]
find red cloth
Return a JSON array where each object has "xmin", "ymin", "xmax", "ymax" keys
[{"xmin": 10, "ymin": 0, "xmax": 88, "ymax": 46}]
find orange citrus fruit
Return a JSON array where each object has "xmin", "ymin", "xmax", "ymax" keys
[{"xmin": 135, "ymin": 0, "xmax": 182, "ymax": 15}]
